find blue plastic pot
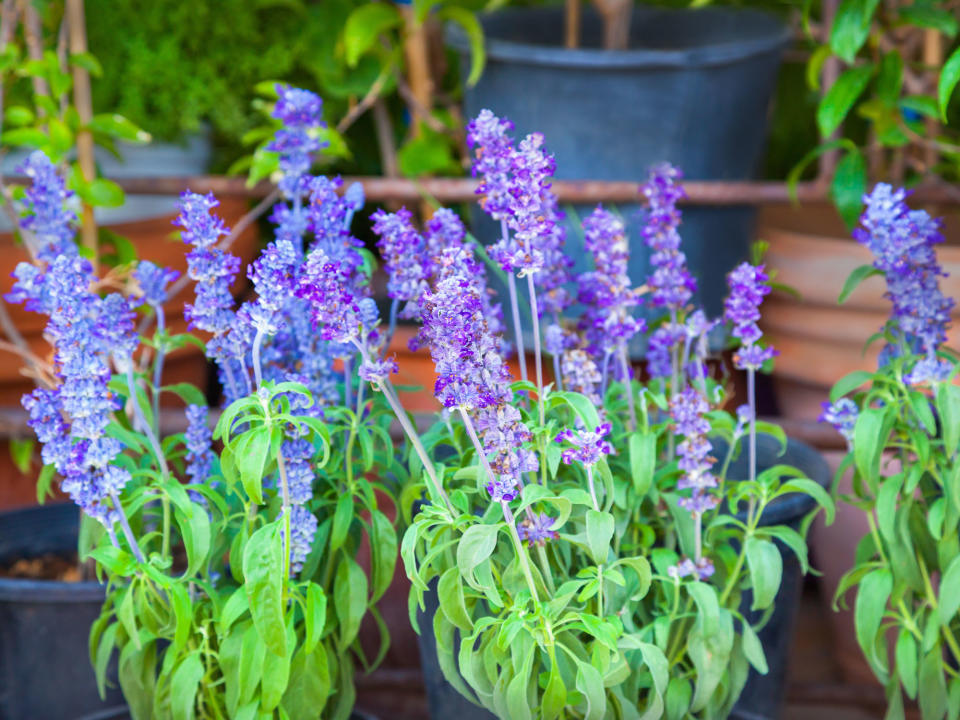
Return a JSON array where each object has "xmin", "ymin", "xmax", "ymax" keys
[
  {"xmin": 0, "ymin": 503, "xmax": 121, "ymax": 720},
  {"xmin": 416, "ymin": 435, "xmax": 831, "ymax": 720},
  {"xmin": 448, "ymin": 6, "xmax": 789, "ymax": 350}
]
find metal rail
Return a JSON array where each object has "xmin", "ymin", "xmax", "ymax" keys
[{"xmin": 103, "ymin": 175, "xmax": 960, "ymax": 206}]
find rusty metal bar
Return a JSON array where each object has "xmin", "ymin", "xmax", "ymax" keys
[
  {"xmin": 103, "ymin": 175, "xmax": 960, "ymax": 207},
  {"xmin": 110, "ymin": 176, "xmax": 828, "ymax": 204}
]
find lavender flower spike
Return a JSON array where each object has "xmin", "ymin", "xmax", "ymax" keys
[
  {"xmin": 820, "ymin": 398, "xmax": 858, "ymax": 448},
  {"xmin": 642, "ymin": 163, "xmax": 696, "ymax": 311},
  {"xmin": 724, "ymin": 262, "xmax": 776, "ymax": 372},
  {"xmin": 17, "ymin": 150, "xmax": 78, "ymax": 262},
  {"xmin": 854, "ymin": 184, "xmax": 954, "ymax": 384},
  {"xmin": 268, "ymin": 84, "xmax": 325, "ymax": 199},
  {"xmin": 466, "ymin": 109, "xmax": 515, "ymax": 224}
]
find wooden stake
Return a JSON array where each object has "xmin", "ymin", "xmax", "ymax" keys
[
  {"xmin": 565, "ymin": 0, "xmax": 581, "ymax": 49},
  {"xmin": 65, "ymin": 0, "xmax": 98, "ymax": 267}
]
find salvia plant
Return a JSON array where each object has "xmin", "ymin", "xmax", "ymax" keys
[
  {"xmin": 823, "ymin": 185, "xmax": 960, "ymax": 720},
  {"xmin": 360, "ymin": 110, "xmax": 832, "ymax": 719},
  {"xmin": 8, "ymin": 85, "xmax": 414, "ymax": 720}
]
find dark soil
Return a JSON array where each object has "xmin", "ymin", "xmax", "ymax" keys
[{"xmin": 0, "ymin": 552, "xmax": 82, "ymax": 582}]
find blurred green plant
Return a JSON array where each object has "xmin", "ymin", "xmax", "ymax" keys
[{"xmin": 794, "ymin": 0, "xmax": 960, "ymax": 227}]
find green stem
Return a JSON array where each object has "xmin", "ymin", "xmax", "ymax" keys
[
  {"xmin": 536, "ymin": 543, "xmax": 556, "ymax": 595},
  {"xmin": 525, "ymin": 272, "xmax": 545, "ymax": 428},
  {"xmin": 597, "ymin": 564, "xmax": 604, "ymax": 617},
  {"xmin": 586, "ymin": 465, "xmax": 600, "ymax": 511}
]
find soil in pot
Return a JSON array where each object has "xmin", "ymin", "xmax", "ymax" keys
[
  {"xmin": 449, "ymin": 5, "xmax": 789, "ymax": 343},
  {"xmin": 415, "ymin": 435, "xmax": 830, "ymax": 720},
  {"xmin": 0, "ymin": 503, "xmax": 121, "ymax": 720}
]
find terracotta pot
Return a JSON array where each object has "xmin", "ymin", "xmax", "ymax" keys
[{"xmin": 758, "ymin": 203, "xmax": 960, "ymax": 423}]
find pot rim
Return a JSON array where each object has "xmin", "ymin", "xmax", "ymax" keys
[{"xmin": 448, "ymin": 6, "xmax": 790, "ymax": 70}]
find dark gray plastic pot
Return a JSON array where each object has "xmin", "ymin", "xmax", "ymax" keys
[
  {"xmin": 448, "ymin": 6, "xmax": 789, "ymax": 349},
  {"xmin": 416, "ymin": 435, "xmax": 830, "ymax": 720},
  {"xmin": 0, "ymin": 503, "xmax": 121, "ymax": 720}
]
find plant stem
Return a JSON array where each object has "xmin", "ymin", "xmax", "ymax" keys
[
  {"xmin": 694, "ymin": 512, "xmax": 702, "ymax": 563},
  {"xmin": 252, "ymin": 327, "xmax": 266, "ymax": 389},
  {"xmin": 586, "ymin": 465, "xmax": 600, "ymax": 511},
  {"xmin": 151, "ymin": 304, "xmax": 166, "ymax": 431},
  {"xmin": 500, "ymin": 500, "xmax": 541, "ymax": 604},
  {"xmin": 380, "ymin": 376, "xmax": 454, "ymax": 514},
  {"xmin": 747, "ymin": 367, "xmax": 757, "ymax": 518},
  {"xmin": 597, "ymin": 564, "xmax": 604, "ymax": 617},
  {"xmin": 619, "ymin": 343, "xmax": 637, "ymax": 431},
  {"xmin": 552, "ymin": 353, "xmax": 563, "ymax": 392},
  {"xmin": 669, "ymin": 309, "xmax": 680, "ymax": 399},
  {"xmin": 536, "ymin": 543, "xmax": 556, "ymax": 595},
  {"xmin": 125, "ymin": 368, "xmax": 169, "ymax": 477},
  {"xmin": 507, "ymin": 272, "xmax": 528, "ymax": 384},
  {"xmin": 110, "ymin": 493, "xmax": 144, "ymax": 562},
  {"xmin": 525, "ymin": 273, "xmax": 545, "ymax": 427},
  {"xmin": 386, "ymin": 298, "xmax": 399, "ymax": 351},
  {"xmin": 343, "ymin": 355, "xmax": 353, "ymax": 410}
]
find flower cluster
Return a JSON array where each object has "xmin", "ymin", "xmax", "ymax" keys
[
  {"xmin": 577, "ymin": 207, "xmax": 645, "ymax": 358},
  {"xmin": 820, "ymin": 398, "xmax": 858, "ymax": 447},
  {"xmin": 466, "ymin": 109, "xmax": 515, "ymax": 223},
  {"xmin": 267, "ymin": 84, "xmax": 325, "ymax": 199},
  {"xmin": 556, "ymin": 423, "xmax": 613, "ymax": 467},
  {"xmin": 725, "ymin": 262, "xmax": 776, "ymax": 371},
  {"xmin": 642, "ymin": 163, "xmax": 696, "ymax": 311},
  {"xmin": 372, "ymin": 208, "xmax": 430, "ymax": 319},
  {"xmin": 518, "ymin": 512, "xmax": 558, "ymax": 547},
  {"xmin": 854, "ymin": 183, "xmax": 954, "ymax": 383},
  {"xmin": 17, "ymin": 150, "xmax": 77, "ymax": 262},
  {"xmin": 671, "ymin": 387, "xmax": 718, "ymax": 515}
]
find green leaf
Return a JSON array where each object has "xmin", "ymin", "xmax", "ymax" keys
[
  {"xmin": 169, "ymin": 583, "xmax": 193, "ymax": 653},
  {"xmin": 170, "ymin": 652, "xmax": 204, "ymax": 720},
  {"xmin": 397, "ymin": 127, "xmax": 458, "ymax": 178},
  {"xmin": 456, "ymin": 523, "xmax": 501, "ymax": 582},
  {"xmin": 554, "ymin": 390, "xmax": 602, "ymax": 430},
  {"xmin": 437, "ymin": 566, "xmax": 473, "ymax": 631},
  {"xmin": 369, "ymin": 508, "xmax": 397, "ymax": 604},
  {"xmin": 830, "ymin": 0, "xmax": 880, "ymax": 63},
  {"xmin": 118, "ymin": 585, "xmax": 140, "ymax": 649},
  {"xmin": 854, "ymin": 407, "xmax": 886, "ymax": 483},
  {"xmin": 282, "ymin": 644, "xmax": 330, "ymax": 720},
  {"xmin": 9, "ymin": 438, "xmax": 32, "ymax": 474},
  {"xmin": 343, "ymin": 3, "xmax": 402, "ymax": 67},
  {"xmin": 261, "ymin": 629, "xmax": 293, "ymax": 711},
  {"xmin": 901, "ymin": 6, "xmax": 958, "ymax": 37},
  {"xmin": 896, "ymin": 628, "xmax": 918, "ymax": 699},
  {"xmin": 830, "ymin": 368, "xmax": 873, "ymax": 400},
  {"xmin": 761, "ymin": 525, "xmax": 810, "ymax": 574},
  {"xmin": 69, "ymin": 51, "xmax": 103, "ymax": 77},
  {"xmin": 939, "ymin": 47, "xmax": 960, "ymax": 122},
  {"xmin": 920, "ymin": 646, "xmax": 948, "ymax": 720},
  {"xmin": 629, "ymin": 432, "xmax": 656, "ymax": 496},
  {"xmin": 585, "ymin": 510, "xmax": 615, "ymax": 565},
  {"xmin": 687, "ymin": 582, "xmax": 720, "ymax": 637},
  {"xmin": 440, "ymin": 7, "xmax": 485, "ymax": 86},
  {"xmin": 242, "ymin": 522, "xmax": 287, "ymax": 658},
  {"xmin": 334, "ymin": 554, "xmax": 368, "ymax": 649},
  {"xmin": 575, "ymin": 660, "xmax": 606, "ymax": 720},
  {"xmin": 937, "ymin": 383, "xmax": 960, "ymax": 457},
  {"xmin": 818, "ymin": 64, "xmax": 875, "ymax": 137},
  {"xmin": 235, "ymin": 426, "xmax": 271, "ymax": 504},
  {"xmin": 4, "ymin": 105, "xmax": 33, "ymax": 126},
  {"xmin": 638, "ymin": 643, "xmax": 669, "ymax": 720},
  {"xmin": 855, "ymin": 568, "xmax": 892, "ymax": 680},
  {"xmin": 88, "ymin": 113, "xmax": 151, "ymax": 143},
  {"xmin": 303, "ymin": 582, "xmax": 326, "ymax": 655},
  {"xmin": 35, "ymin": 463, "xmax": 55, "ymax": 504},
  {"xmin": 831, "ymin": 149, "xmax": 867, "ymax": 229},
  {"xmin": 746, "ymin": 537, "xmax": 782, "ymax": 610},
  {"xmin": 939, "ymin": 555, "xmax": 960, "ymax": 624},
  {"xmin": 541, "ymin": 665, "xmax": 567, "ymax": 720},
  {"xmin": 80, "ymin": 178, "xmax": 125, "ymax": 208},
  {"xmin": 161, "ymin": 383, "xmax": 207, "ymax": 407},
  {"xmin": 92, "ymin": 621, "xmax": 117, "ymax": 699},
  {"xmin": 778, "ymin": 478, "xmax": 836, "ymax": 525},
  {"xmin": 741, "ymin": 619, "xmax": 768, "ymax": 674},
  {"xmin": 1, "ymin": 128, "xmax": 47, "ymax": 148},
  {"xmin": 329, "ymin": 493, "xmax": 353, "ymax": 554}
]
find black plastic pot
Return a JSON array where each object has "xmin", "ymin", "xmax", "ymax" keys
[
  {"xmin": 448, "ymin": 6, "xmax": 789, "ymax": 347},
  {"xmin": 416, "ymin": 436, "xmax": 830, "ymax": 720},
  {"xmin": 0, "ymin": 503, "xmax": 121, "ymax": 720}
]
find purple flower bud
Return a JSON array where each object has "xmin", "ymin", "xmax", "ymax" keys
[
  {"xmin": 134, "ymin": 260, "xmax": 180, "ymax": 307},
  {"xmin": 518, "ymin": 512, "xmax": 558, "ymax": 547}
]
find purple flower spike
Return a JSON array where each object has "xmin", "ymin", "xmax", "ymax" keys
[
  {"xmin": 372, "ymin": 208, "xmax": 430, "ymax": 319},
  {"xmin": 134, "ymin": 260, "xmax": 180, "ymax": 307},
  {"xmin": 820, "ymin": 398, "xmax": 859, "ymax": 446},
  {"xmin": 501, "ymin": 132, "xmax": 556, "ymax": 276},
  {"xmin": 555, "ymin": 423, "xmax": 613, "ymax": 467},
  {"xmin": 669, "ymin": 556, "xmax": 715, "ymax": 581},
  {"xmin": 670, "ymin": 387, "xmax": 718, "ymax": 515},
  {"xmin": 518, "ymin": 512, "xmax": 558, "ymax": 547},
  {"xmin": 642, "ymin": 164, "xmax": 696, "ymax": 310},
  {"xmin": 854, "ymin": 184, "xmax": 954, "ymax": 383},
  {"xmin": 185, "ymin": 404, "xmax": 214, "ymax": 500},
  {"xmin": 560, "ymin": 350, "xmax": 602, "ymax": 404},
  {"xmin": 268, "ymin": 84, "xmax": 325, "ymax": 198},
  {"xmin": 577, "ymin": 207, "xmax": 645, "ymax": 359},
  {"xmin": 17, "ymin": 150, "xmax": 77, "ymax": 262},
  {"xmin": 724, "ymin": 262, "xmax": 776, "ymax": 371},
  {"xmin": 466, "ymin": 109, "xmax": 515, "ymax": 223}
]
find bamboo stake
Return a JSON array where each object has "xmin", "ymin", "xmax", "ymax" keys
[
  {"xmin": 565, "ymin": 0, "xmax": 581, "ymax": 49},
  {"xmin": 65, "ymin": 0, "xmax": 98, "ymax": 268}
]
